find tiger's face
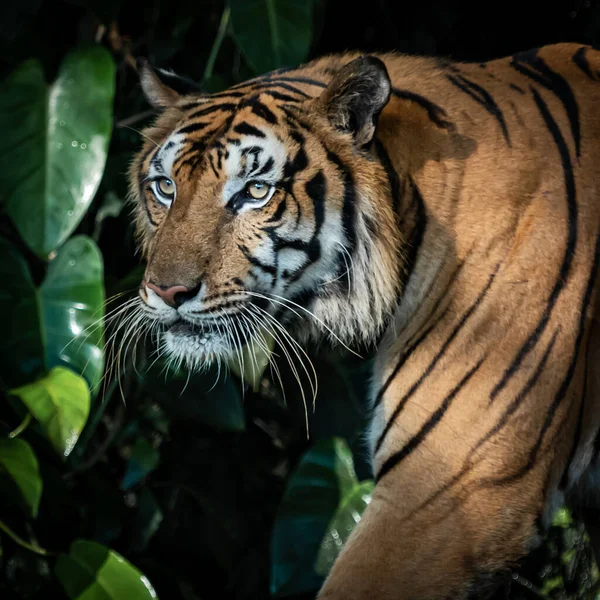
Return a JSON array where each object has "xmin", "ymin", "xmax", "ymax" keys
[{"xmin": 129, "ymin": 57, "xmax": 401, "ymax": 369}]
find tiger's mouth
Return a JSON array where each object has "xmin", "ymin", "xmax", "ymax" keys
[
  {"xmin": 163, "ymin": 314, "xmax": 249, "ymax": 365},
  {"xmin": 167, "ymin": 319, "xmax": 215, "ymax": 337}
]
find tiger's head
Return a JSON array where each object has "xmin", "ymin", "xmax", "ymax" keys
[{"xmin": 128, "ymin": 56, "xmax": 402, "ymax": 369}]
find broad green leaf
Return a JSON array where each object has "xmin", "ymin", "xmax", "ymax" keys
[
  {"xmin": 10, "ymin": 366, "xmax": 90, "ymax": 457},
  {"xmin": 270, "ymin": 437, "xmax": 370, "ymax": 597},
  {"xmin": 121, "ymin": 437, "xmax": 160, "ymax": 490},
  {"xmin": 229, "ymin": 0, "xmax": 313, "ymax": 74},
  {"xmin": 228, "ymin": 328, "xmax": 275, "ymax": 391},
  {"xmin": 0, "ymin": 238, "xmax": 44, "ymax": 388},
  {"xmin": 41, "ymin": 236, "xmax": 105, "ymax": 392},
  {"xmin": 130, "ymin": 488, "xmax": 164, "ymax": 553},
  {"xmin": 315, "ymin": 480, "xmax": 373, "ymax": 576},
  {"xmin": 142, "ymin": 360, "xmax": 245, "ymax": 432},
  {"xmin": 0, "ymin": 236, "xmax": 105, "ymax": 392},
  {"xmin": 0, "ymin": 438, "xmax": 42, "ymax": 518},
  {"xmin": 55, "ymin": 540, "xmax": 158, "ymax": 600},
  {"xmin": 0, "ymin": 46, "xmax": 115, "ymax": 258}
]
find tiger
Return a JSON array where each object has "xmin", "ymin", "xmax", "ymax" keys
[{"xmin": 128, "ymin": 42, "xmax": 600, "ymax": 599}]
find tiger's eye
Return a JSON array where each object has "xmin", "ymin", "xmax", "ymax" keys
[
  {"xmin": 247, "ymin": 182, "xmax": 269, "ymax": 200},
  {"xmin": 158, "ymin": 178, "xmax": 175, "ymax": 197}
]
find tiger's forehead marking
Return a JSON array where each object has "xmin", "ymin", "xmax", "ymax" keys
[
  {"xmin": 147, "ymin": 94, "xmax": 293, "ymax": 194},
  {"xmin": 147, "ymin": 133, "xmax": 186, "ymax": 179}
]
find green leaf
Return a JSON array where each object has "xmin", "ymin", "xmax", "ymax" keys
[
  {"xmin": 229, "ymin": 0, "xmax": 313, "ymax": 73},
  {"xmin": 41, "ymin": 236, "xmax": 105, "ymax": 393},
  {"xmin": 122, "ymin": 437, "xmax": 160, "ymax": 490},
  {"xmin": 227, "ymin": 328, "xmax": 275, "ymax": 391},
  {"xmin": 314, "ymin": 480, "xmax": 373, "ymax": 576},
  {"xmin": 0, "ymin": 438, "xmax": 42, "ymax": 518},
  {"xmin": 0, "ymin": 238, "xmax": 44, "ymax": 388},
  {"xmin": 142, "ymin": 361, "xmax": 245, "ymax": 432},
  {"xmin": 55, "ymin": 540, "xmax": 158, "ymax": 600},
  {"xmin": 10, "ymin": 366, "xmax": 90, "ymax": 458},
  {"xmin": 270, "ymin": 437, "xmax": 371, "ymax": 597},
  {"xmin": 130, "ymin": 488, "xmax": 164, "ymax": 553},
  {"xmin": 0, "ymin": 236, "xmax": 105, "ymax": 392},
  {"xmin": 0, "ymin": 46, "xmax": 115, "ymax": 259}
]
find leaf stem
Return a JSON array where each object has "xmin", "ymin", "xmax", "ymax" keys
[
  {"xmin": 0, "ymin": 519, "xmax": 55, "ymax": 557},
  {"xmin": 203, "ymin": 5, "xmax": 231, "ymax": 83},
  {"xmin": 9, "ymin": 413, "xmax": 33, "ymax": 438}
]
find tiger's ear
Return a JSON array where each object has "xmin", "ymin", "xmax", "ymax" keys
[
  {"xmin": 318, "ymin": 56, "xmax": 391, "ymax": 148},
  {"xmin": 137, "ymin": 58, "xmax": 203, "ymax": 109}
]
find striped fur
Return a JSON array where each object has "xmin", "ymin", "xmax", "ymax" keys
[{"xmin": 129, "ymin": 43, "xmax": 600, "ymax": 598}]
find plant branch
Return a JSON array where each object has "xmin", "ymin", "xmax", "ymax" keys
[
  {"xmin": 9, "ymin": 413, "xmax": 32, "ymax": 438},
  {"xmin": 203, "ymin": 5, "xmax": 231, "ymax": 83},
  {"xmin": 0, "ymin": 519, "xmax": 55, "ymax": 557}
]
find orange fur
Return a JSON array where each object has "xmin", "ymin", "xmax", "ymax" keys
[{"xmin": 129, "ymin": 43, "xmax": 600, "ymax": 598}]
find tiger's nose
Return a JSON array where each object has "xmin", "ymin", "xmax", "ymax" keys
[{"xmin": 145, "ymin": 282, "xmax": 198, "ymax": 308}]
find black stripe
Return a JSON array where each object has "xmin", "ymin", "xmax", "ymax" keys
[
  {"xmin": 374, "ymin": 139, "xmax": 402, "ymax": 214},
  {"xmin": 559, "ymin": 349, "xmax": 587, "ymax": 490},
  {"xmin": 376, "ymin": 357, "xmax": 485, "ymax": 482},
  {"xmin": 490, "ymin": 231, "xmax": 600, "ymax": 487},
  {"xmin": 268, "ymin": 76, "xmax": 327, "ymax": 88},
  {"xmin": 142, "ymin": 198, "xmax": 159, "ymax": 227},
  {"xmin": 233, "ymin": 122, "xmax": 265, "ymax": 138},
  {"xmin": 490, "ymin": 88, "xmax": 577, "ymax": 403},
  {"xmin": 305, "ymin": 171, "xmax": 326, "ymax": 236},
  {"xmin": 511, "ymin": 49, "xmax": 581, "ymax": 157},
  {"xmin": 372, "ymin": 258, "xmax": 466, "ymax": 411},
  {"xmin": 474, "ymin": 328, "xmax": 559, "ymax": 456},
  {"xmin": 173, "ymin": 140, "xmax": 207, "ymax": 176},
  {"xmin": 207, "ymin": 153, "xmax": 219, "ymax": 178},
  {"xmin": 402, "ymin": 181, "xmax": 427, "ymax": 292},
  {"xmin": 412, "ymin": 330, "xmax": 560, "ymax": 515},
  {"xmin": 283, "ymin": 138, "xmax": 308, "ymax": 179},
  {"xmin": 187, "ymin": 102, "xmax": 236, "ymax": 120},
  {"xmin": 253, "ymin": 157, "xmax": 275, "ymax": 178},
  {"xmin": 253, "ymin": 81, "xmax": 312, "ymax": 98},
  {"xmin": 572, "ymin": 46, "xmax": 597, "ymax": 81},
  {"xmin": 373, "ymin": 305, "xmax": 451, "ymax": 411},
  {"xmin": 176, "ymin": 121, "xmax": 211, "ymax": 135},
  {"xmin": 238, "ymin": 244, "xmax": 277, "ymax": 276},
  {"xmin": 251, "ymin": 100, "xmax": 278, "ymax": 124},
  {"xmin": 391, "ymin": 88, "xmax": 454, "ymax": 130},
  {"xmin": 265, "ymin": 197, "xmax": 287, "ymax": 223},
  {"xmin": 375, "ymin": 262, "xmax": 501, "ymax": 453},
  {"xmin": 223, "ymin": 81, "xmax": 311, "ymax": 99},
  {"xmin": 509, "ymin": 83, "xmax": 525, "ymax": 94},
  {"xmin": 326, "ymin": 150, "xmax": 357, "ymax": 291},
  {"xmin": 447, "ymin": 74, "xmax": 511, "ymax": 146},
  {"xmin": 260, "ymin": 90, "xmax": 304, "ymax": 103}
]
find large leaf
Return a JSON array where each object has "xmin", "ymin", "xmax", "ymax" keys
[
  {"xmin": 0, "ymin": 235, "xmax": 105, "ymax": 392},
  {"xmin": 229, "ymin": 0, "xmax": 313, "ymax": 74},
  {"xmin": 0, "ymin": 238, "xmax": 44, "ymax": 388},
  {"xmin": 41, "ymin": 236, "xmax": 105, "ymax": 392},
  {"xmin": 314, "ymin": 480, "xmax": 373, "ymax": 576},
  {"xmin": 121, "ymin": 437, "xmax": 160, "ymax": 491},
  {"xmin": 270, "ymin": 437, "xmax": 372, "ymax": 597},
  {"xmin": 0, "ymin": 46, "xmax": 115, "ymax": 258},
  {"xmin": 10, "ymin": 366, "xmax": 90, "ymax": 458},
  {"xmin": 0, "ymin": 437, "xmax": 42, "ymax": 518},
  {"xmin": 142, "ymin": 360, "xmax": 245, "ymax": 432},
  {"xmin": 55, "ymin": 540, "xmax": 158, "ymax": 600}
]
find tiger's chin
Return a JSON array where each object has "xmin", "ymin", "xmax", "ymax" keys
[{"xmin": 162, "ymin": 320, "xmax": 235, "ymax": 371}]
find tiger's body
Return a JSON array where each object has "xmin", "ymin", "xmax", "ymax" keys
[{"xmin": 130, "ymin": 43, "xmax": 600, "ymax": 598}]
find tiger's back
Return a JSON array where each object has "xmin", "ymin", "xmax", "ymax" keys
[{"xmin": 130, "ymin": 43, "xmax": 600, "ymax": 598}]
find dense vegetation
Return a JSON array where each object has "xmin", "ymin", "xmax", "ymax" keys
[{"xmin": 1, "ymin": 1, "xmax": 600, "ymax": 598}]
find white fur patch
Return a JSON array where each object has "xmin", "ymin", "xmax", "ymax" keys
[{"xmin": 222, "ymin": 130, "xmax": 287, "ymax": 213}]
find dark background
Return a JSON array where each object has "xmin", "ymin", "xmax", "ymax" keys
[{"xmin": 1, "ymin": 1, "xmax": 600, "ymax": 599}]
